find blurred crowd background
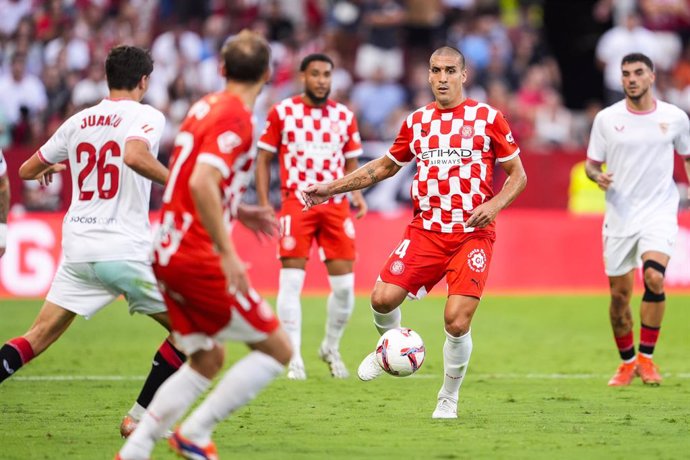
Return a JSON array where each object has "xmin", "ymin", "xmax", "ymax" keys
[{"xmin": 1, "ymin": 0, "xmax": 690, "ymax": 213}]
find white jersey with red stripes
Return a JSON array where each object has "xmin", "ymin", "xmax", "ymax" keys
[{"xmin": 38, "ymin": 98, "xmax": 165, "ymax": 262}]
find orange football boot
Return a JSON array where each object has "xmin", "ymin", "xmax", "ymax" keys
[
  {"xmin": 607, "ymin": 361, "xmax": 637, "ymax": 386},
  {"xmin": 169, "ymin": 428, "xmax": 219, "ymax": 460},
  {"xmin": 636, "ymin": 355, "xmax": 662, "ymax": 385}
]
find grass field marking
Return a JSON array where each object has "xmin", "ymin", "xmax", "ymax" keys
[{"xmin": 13, "ymin": 372, "xmax": 690, "ymax": 381}]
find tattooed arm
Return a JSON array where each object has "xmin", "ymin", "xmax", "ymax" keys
[{"xmin": 302, "ymin": 155, "xmax": 401, "ymax": 209}]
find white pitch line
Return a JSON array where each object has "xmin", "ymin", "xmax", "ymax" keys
[{"xmin": 12, "ymin": 373, "xmax": 690, "ymax": 381}]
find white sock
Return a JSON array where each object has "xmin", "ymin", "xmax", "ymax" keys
[
  {"xmin": 119, "ymin": 364, "xmax": 210, "ymax": 459},
  {"xmin": 277, "ymin": 268, "xmax": 306, "ymax": 363},
  {"xmin": 127, "ymin": 402, "xmax": 146, "ymax": 421},
  {"xmin": 180, "ymin": 351, "xmax": 285, "ymax": 445},
  {"xmin": 323, "ymin": 273, "xmax": 355, "ymax": 350},
  {"xmin": 439, "ymin": 329, "xmax": 472, "ymax": 402},
  {"xmin": 372, "ymin": 306, "xmax": 401, "ymax": 335}
]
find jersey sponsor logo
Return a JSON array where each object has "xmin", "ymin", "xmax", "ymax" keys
[
  {"xmin": 461, "ymin": 125, "xmax": 474, "ymax": 138},
  {"xmin": 217, "ymin": 131, "xmax": 242, "ymax": 154},
  {"xmin": 291, "ymin": 141, "xmax": 342, "ymax": 156},
  {"xmin": 281, "ymin": 235, "xmax": 297, "ymax": 251},
  {"xmin": 390, "ymin": 260, "xmax": 405, "ymax": 275},
  {"xmin": 467, "ymin": 248, "xmax": 487, "ymax": 273},
  {"xmin": 68, "ymin": 215, "xmax": 117, "ymax": 225},
  {"xmin": 419, "ymin": 148, "xmax": 474, "ymax": 166},
  {"xmin": 343, "ymin": 217, "xmax": 355, "ymax": 239},
  {"xmin": 80, "ymin": 114, "xmax": 123, "ymax": 129}
]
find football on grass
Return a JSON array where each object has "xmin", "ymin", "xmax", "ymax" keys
[{"xmin": 375, "ymin": 327, "xmax": 425, "ymax": 377}]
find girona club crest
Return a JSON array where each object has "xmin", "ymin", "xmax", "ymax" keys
[
  {"xmin": 460, "ymin": 125, "xmax": 474, "ymax": 139},
  {"xmin": 467, "ymin": 248, "xmax": 487, "ymax": 273},
  {"xmin": 390, "ymin": 260, "xmax": 405, "ymax": 275}
]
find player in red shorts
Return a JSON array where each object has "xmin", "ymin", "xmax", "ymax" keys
[
  {"xmin": 117, "ymin": 31, "xmax": 292, "ymax": 460},
  {"xmin": 303, "ymin": 46, "xmax": 527, "ymax": 419},
  {"xmin": 255, "ymin": 53, "xmax": 367, "ymax": 380}
]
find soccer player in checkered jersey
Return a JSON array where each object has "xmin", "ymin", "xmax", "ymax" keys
[
  {"xmin": 0, "ymin": 45, "xmax": 189, "ymax": 436},
  {"xmin": 303, "ymin": 46, "xmax": 527, "ymax": 418},
  {"xmin": 0, "ymin": 149, "xmax": 8, "ymax": 258},
  {"xmin": 255, "ymin": 53, "xmax": 367, "ymax": 380},
  {"xmin": 117, "ymin": 31, "xmax": 292, "ymax": 460},
  {"xmin": 586, "ymin": 53, "xmax": 690, "ymax": 387}
]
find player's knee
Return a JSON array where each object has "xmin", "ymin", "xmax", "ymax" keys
[
  {"xmin": 444, "ymin": 313, "xmax": 472, "ymax": 337},
  {"xmin": 190, "ymin": 346, "xmax": 225, "ymax": 378},
  {"xmin": 370, "ymin": 290, "xmax": 398, "ymax": 313},
  {"xmin": 643, "ymin": 261, "xmax": 666, "ymax": 295}
]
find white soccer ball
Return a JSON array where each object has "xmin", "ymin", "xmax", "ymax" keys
[{"xmin": 375, "ymin": 327, "xmax": 426, "ymax": 377}]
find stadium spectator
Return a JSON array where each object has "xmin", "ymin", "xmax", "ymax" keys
[
  {"xmin": 0, "ymin": 149, "xmax": 8, "ymax": 258},
  {"xmin": 255, "ymin": 53, "xmax": 367, "ymax": 380},
  {"xmin": 355, "ymin": 0, "xmax": 406, "ymax": 81},
  {"xmin": 0, "ymin": 52, "xmax": 47, "ymax": 130},
  {"xmin": 351, "ymin": 64, "xmax": 407, "ymax": 139},
  {"xmin": 117, "ymin": 30, "xmax": 292, "ymax": 460},
  {"xmin": 0, "ymin": 0, "xmax": 32, "ymax": 38},
  {"xmin": 302, "ymin": 46, "xmax": 527, "ymax": 418},
  {"xmin": 0, "ymin": 46, "xmax": 188, "ymax": 442},
  {"xmin": 585, "ymin": 53, "xmax": 690, "ymax": 387}
]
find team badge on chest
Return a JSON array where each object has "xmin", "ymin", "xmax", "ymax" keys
[{"xmin": 461, "ymin": 125, "xmax": 474, "ymax": 139}]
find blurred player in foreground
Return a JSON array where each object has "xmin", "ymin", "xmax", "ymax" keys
[
  {"xmin": 0, "ymin": 45, "xmax": 187, "ymax": 437},
  {"xmin": 256, "ymin": 53, "xmax": 366, "ymax": 380},
  {"xmin": 586, "ymin": 52, "xmax": 690, "ymax": 386},
  {"xmin": 117, "ymin": 30, "xmax": 292, "ymax": 460},
  {"xmin": 303, "ymin": 46, "xmax": 526, "ymax": 419}
]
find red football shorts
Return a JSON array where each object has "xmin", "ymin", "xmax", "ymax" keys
[
  {"xmin": 278, "ymin": 197, "xmax": 355, "ymax": 260},
  {"xmin": 379, "ymin": 224, "xmax": 495, "ymax": 299},
  {"xmin": 153, "ymin": 257, "xmax": 279, "ymax": 339}
]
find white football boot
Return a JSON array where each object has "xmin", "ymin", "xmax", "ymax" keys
[
  {"xmin": 431, "ymin": 397, "xmax": 458, "ymax": 419},
  {"xmin": 318, "ymin": 343, "xmax": 349, "ymax": 378},
  {"xmin": 286, "ymin": 358, "xmax": 307, "ymax": 380},
  {"xmin": 356, "ymin": 351, "xmax": 384, "ymax": 381}
]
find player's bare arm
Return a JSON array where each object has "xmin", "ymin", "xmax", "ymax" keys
[
  {"xmin": 18, "ymin": 154, "xmax": 67, "ymax": 186},
  {"xmin": 302, "ymin": 155, "xmax": 401, "ymax": 209},
  {"xmin": 467, "ymin": 156, "xmax": 527, "ymax": 228},
  {"xmin": 255, "ymin": 148, "xmax": 275, "ymax": 208},
  {"xmin": 344, "ymin": 156, "xmax": 368, "ymax": 219},
  {"xmin": 124, "ymin": 139, "xmax": 169, "ymax": 185},
  {"xmin": 237, "ymin": 203, "xmax": 278, "ymax": 238},
  {"xmin": 585, "ymin": 159, "xmax": 613, "ymax": 191},
  {"xmin": 189, "ymin": 162, "xmax": 249, "ymax": 295},
  {"xmin": 0, "ymin": 173, "xmax": 9, "ymax": 258}
]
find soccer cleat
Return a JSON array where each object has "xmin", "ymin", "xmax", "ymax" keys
[
  {"xmin": 318, "ymin": 344, "xmax": 349, "ymax": 378},
  {"xmin": 636, "ymin": 355, "xmax": 662, "ymax": 385},
  {"xmin": 607, "ymin": 361, "xmax": 637, "ymax": 386},
  {"xmin": 432, "ymin": 397, "xmax": 458, "ymax": 419},
  {"xmin": 169, "ymin": 429, "xmax": 218, "ymax": 460},
  {"xmin": 120, "ymin": 414, "xmax": 172, "ymax": 439},
  {"xmin": 357, "ymin": 351, "xmax": 384, "ymax": 381},
  {"xmin": 286, "ymin": 360, "xmax": 307, "ymax": 380}
]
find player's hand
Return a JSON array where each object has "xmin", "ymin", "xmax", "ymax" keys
[
  {"xmin": 237, "ymin": 204, "xmax": 277, "ymax": 240},
  {"xmin": 466, "ymin": 201, "xmax": 500, "ymax": 228},
  {"xmin": 595, "ymin": 171, "xmax": 613, "ymax": 191},
  {"xmin": 351, "ymin": 191, "xmax": 368, "ymax": 219},
  {"xmin": 37, "ymin": 163, "xmax": 67, "ymax": 186},
  {"xmin": 220, "ymin": 251, "xmax": 250, "ymax": 296},
  {"xmin": 301, "ymin": 184, "xmax": 331, "ymax": 211}
]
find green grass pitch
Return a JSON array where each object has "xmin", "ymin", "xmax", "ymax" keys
[{"xmin": 1, "ymin": 294, "xmax": 689, "ymax": 459}]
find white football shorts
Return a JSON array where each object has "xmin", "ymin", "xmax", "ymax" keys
[
  {"xmin": 603, "ymin": 223, "xmax": 678, "ymax": 276},
  {"xmin": 46, "ymin": 260, "xmax": 166, "ymax": 319}
]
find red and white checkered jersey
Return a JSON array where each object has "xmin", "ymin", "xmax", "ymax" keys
[
  {"xmin": 388, "ymin": 99, "xmax": 520, "ymax": 234},
  {"xmin": 258, "ymin": 96, "xmax": 362, "ymax": 203},
  {"xmin": 154, "ymin": 92, "xmax": 255, "ymax": 266}
]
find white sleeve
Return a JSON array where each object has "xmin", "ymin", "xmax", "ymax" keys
[
  {"xmin": 586, "ymin": 112, "xmax": 607, "ymax": 164},
  {"xmin": 673, "ymin": 111, "xmax": 690, "ymax": 157},
  {"xmin": 125, "ymin": 107, "xmax": 165, "ymax": 154},
  {"xmin": 0, "ymin": 150, "xmax": 6, "ymax": 177},
  {"xmin": 38, "ymin": 119, "xmax": 72, "ymax": 164}
]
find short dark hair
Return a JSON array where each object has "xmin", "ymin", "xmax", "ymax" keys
[
  {"xmin": 431, "ymin": 46, "xmax": 466, "ymax": 69},
  {"xmin": 621, "ymin": 52, "xmax": 654, "ymax": 71},
  {"xmin": 299, "ymin": 53, "xmax": 334, "ymax": 72},
  {"xmin": 105, "ymin": 45, "xmax": 153, "ymax": 90},
  {"xmin": 221, "ymin": 30, "xmax": 271, "ymax": 83}
]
